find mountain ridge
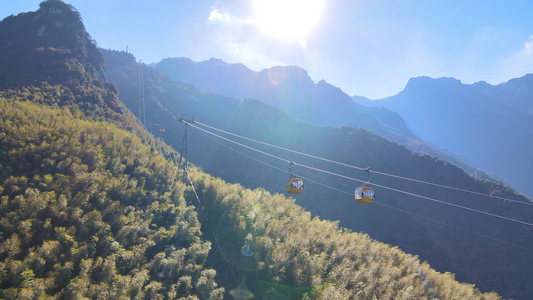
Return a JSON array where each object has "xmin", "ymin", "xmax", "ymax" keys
[
  {"xmin": 154, "ymin": 56, "xmax": 492, "ymax": 178},
  {"xmin": 0, "ymin": 0, "xmax": 104, "ymax": 89},
  {"xmin": 154, "ymin": 57, "xmax": 411, "ymax": 131},
  {"xmin": 373, "ymin": 74, "xmax": 533, "ymax": 199}
]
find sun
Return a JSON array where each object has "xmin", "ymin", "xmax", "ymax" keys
[{"xmin": 253, "ymin": 0, "xmax": 325, "ymax": 41}]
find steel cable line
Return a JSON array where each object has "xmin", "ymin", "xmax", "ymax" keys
[
  {"xmin": 375, "ymin": 201, "xmax": 533, "ymax": 252},
  {"xmin": 305, "ymin": 176, "xmax": 533, "ymax": 251},
  {"xmin": 197, "ymin": 127, "xmax": 356, "ymax": 197},
  {"xmin": 183, "ymin": 155, "xmax": 240, "ymax": 287},
  {"xmin": 297, "ymin": 157, "xmax": 533, "ymax": 227},
  {"xmin": 184, "ymin": 120, "xmax": 533, "ymax": 228},
  {"xmin": 304, "ymin": 169, "xmax": 522, "ymax": 240},
  {"xmin": 291, "ymin": 155, "xmax": 533, "ymax": 228},
  {"xmin": 193, "ymin": 121, "xmax": 533, "ymax": 207},
  {"xmin": 196, "ymin": 126, "xmax": 533, "ymax": 251},
  {"xmin": 196, "ymin": 129, "xmax": 290, "ymax": 175},
  {"xmin": 370, "ymin": 182, "xmax": 533, "ymax": 227},
  {"xmin": 184, "ymin": 121, "xmax": 288, "ymax": 164},
  {"xmin": 194, "ymin": 121, "xmax": 366, "ymax": 171}
]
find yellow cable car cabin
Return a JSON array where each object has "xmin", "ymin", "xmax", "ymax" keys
[
  {"xmin": 354, "ymin": 186, "xmax": 375, "ymax": 204},
  {"xmin": 286, "ymin": 177, "xmax": 304, "ymax": 194}
]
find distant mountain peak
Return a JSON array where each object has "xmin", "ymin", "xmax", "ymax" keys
[
  {"xmin": 376, "ymin": 71, "xmax": 533, "ymax": 200},
  {"xmin": 260, "ymin": 65, "xmax": 312, "ymax": 86},
  {"xmin": 38, "ymin": 0, "xmax": 77, "ymax": 16},
  {"xmin": 472, "ymin": 80, "xmax": 491, "ymax": 87},
  {"xmin": 0, "ymin": 0, "xmax": 125, "ymax": 117},
  {"xmin": 406, "ymin": 76, "xmax": 462, "ymax": 87},
  {"xmin": 398, "ymin": 76, "xmax": 465, "ymax": 98},
  {"xmin": 207, "ymin": 57, "xmax": 224, "ymax": 64},
  {"xmin": 0, "ymin": 0, "xmax": 104, "ymax": 88},
  {"xmin": 35, "ymin": 1, "xmax": 82, "ymax": 39},
  {"xmin": 153, "ymin": 55, "xmax": 423, "ymax": 145}
]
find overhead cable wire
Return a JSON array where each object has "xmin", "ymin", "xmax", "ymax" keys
[
  {"xmin": 185, "ymin": 120, "xmax": 533, "ymax": 228},
  {"xmin": 194, "ymin": 121, "xmax": 367, "ymax": 171},
  {"xmin": 304, "ymin": 175, "xmax": 533, "ymax": 251},
  {"xmin": 196, "ymin": 129, "xmax": 289, "ymax": 175},
  {"xmin": 370, "ymin": 182, "xmax": 533, "ymax": 227},
  {"xmin": 185, "ymin": 121, "xmax": 288, "ymax": 164},
  {"xmin": 295, "ymin": 157, "xmax": 533, "ymax": 228},
  {"xmin": 375, "ymin": 201, "xmax": 533, "ymax": 252},
  {"xmin": 197, "ymin": 127, "xmax": 533, "ymax": 251},
  {"xmin": 198, "ymin": 128, "xmax": 354, "ymax": 197},
  {"xmin": 193, "ymin": 121, "xmax": 533, "ymax": 207},
  {"xmin": 183, "ymin": 153, "xmax": 239, "ymax": 287}
]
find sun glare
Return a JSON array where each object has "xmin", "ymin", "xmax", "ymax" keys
[{"xmin": 253, "ymin": 0, "xmax": 325, "ymax": 41}]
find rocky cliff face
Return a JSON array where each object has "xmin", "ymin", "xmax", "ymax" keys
[{"xmin": 0, "ymin": 0, "xmax": 104, "ymax": 87}]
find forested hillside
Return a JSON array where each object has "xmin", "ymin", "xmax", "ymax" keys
[
  {"xmin": 0, "ymin": 93, "xmax": 501, "ymax": 299},
  {"xmin": 104, "ymin": 48, "xmax": 533, "ymax": 299},
  {"xmin": 186, "ymin": 170, "xmax": 503, "ymax": 299},
  {"xmin": 0, "ymin": 1, "xmax": 222, "ymax": 298},
  {"xmin": 0, "ymin": 94, "xmax": 223, "ymax": 299}
]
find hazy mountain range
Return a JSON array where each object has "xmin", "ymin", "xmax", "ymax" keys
[
  {"xmin": 364, "ymin": 75, "xmax": 533, "ymax": 200},
  {"xmin": 153, "ymin": 57, "xmax": 533, "ymax": 200},
  {"xmin": 153, "ymin": 58, "xmax": 420, "ymax": 147}
]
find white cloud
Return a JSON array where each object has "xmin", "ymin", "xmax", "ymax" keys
[
  {"xmin": 523, "ymin": 36, "xmax": 533, "ymax": 55},
  {"xmin": 207, "ymin": 8, "xmax": 255, "ymax": 25},
  {"xmin": 508, "ymin": 36, "xmax": 533, "ymax": 61},
  {"xmin": 208, "ymin": 9, "xmax": 230, "ymax": 22},
  {"xmin": 493, "ymin": 36, "xmax": 533, "ymax": 83}
]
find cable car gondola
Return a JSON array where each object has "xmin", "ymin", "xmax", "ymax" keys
[
  {"xmin": 286, "ymin": 160, "xmax": 303, "ymax": 194},
  {"xmin": 354, "ymin": 167, "xmax": 374, "ymax": 204},
  {"xmin": 287, "ymin": 177, "xmax": 304, "ymax": 194},
  {"xmin": 354, "ymin": 185, "xmax": 375, "ymax": 204}
]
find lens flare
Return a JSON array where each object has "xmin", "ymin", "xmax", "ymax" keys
[{"xmin": 253, "ymin": 0, "xmax": 325, "ymax": 41}]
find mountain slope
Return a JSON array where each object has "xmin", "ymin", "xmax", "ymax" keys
[
  {"xmin": 0, "ymin": 2, "xmax": 223, "ymax": 298},
  {"xmin": 374, "ymin": 76, "xmax": 533, "ymax": 199},
  {"xmin": 0, "ymin": 0, "xmax": 131, "ymax": 128},
  {"xmin": 105, "ymin": 49, "xmax": 533, "ymax": 299},
  {"xmin": 0, "ymin": 97, "xmax": 223, "ymax": 299},
  {"xmin": 188, "ymin": 170, "xmax": 503, "ymax": 300}
]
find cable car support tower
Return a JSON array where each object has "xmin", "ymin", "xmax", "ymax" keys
[
  {"xmin": 178, "ymin": 115, "xmax": 195, "ymax": 177},
  {"xmin": 138, "ymin": 60, "xmax": 146, "ymax": 127}
]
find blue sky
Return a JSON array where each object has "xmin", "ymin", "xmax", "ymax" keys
[{"xmin": 3, "ymin": 0, "xmax": 533, "ymax": 99}]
